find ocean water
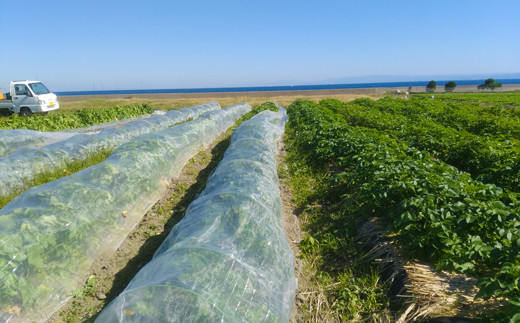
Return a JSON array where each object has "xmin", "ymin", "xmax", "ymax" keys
[{"xmin": 55, "ymin": 78, "xmax": 520, "ymax": 96}]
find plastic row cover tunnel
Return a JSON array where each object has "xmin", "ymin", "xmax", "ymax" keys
[
  {"xmin": 96, "ymin": 107, "xmax": 296, "ymax": 322},
  {"xmin": 0, "ymin": 129, "xmax": 79, "ymax": 157},
  {"xmin": 0, "ymin": 103, "xmax": 220, "ymax": 196},
  {"xmin": 62, "ymin": 110, "xmax": 162, "ymax": 134},
  {"xmin": 0, "ymin": 110, "xmax": 159, "ymax": 157},
  {"xmin": 0, "ymin": 103, "xmax": 251, "ymax": 323}
]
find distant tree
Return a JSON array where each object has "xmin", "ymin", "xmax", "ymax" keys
[
  {"xmin": 445, "ymin": 81, "xmax": 457, "ymax": 92},
  {"xmin": 478, "ymin": 78, "xmax": 503, "ymax": 91},
  {"xmin": 426, "ymin": 80, "xmax": 436, "ymax": 92}
]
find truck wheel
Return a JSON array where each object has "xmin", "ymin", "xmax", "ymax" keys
[
  {"xmin": 0, "ymin": 109, "xmax": 13, "ymax": 117},
  {"xmin": 19, "ymin": 107, "xmax": 32, "ymax": 117}
]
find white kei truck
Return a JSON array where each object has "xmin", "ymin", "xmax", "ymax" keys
[{"xmin": 0, "ymin": 80, "xmax": 60, "ymax": 116}]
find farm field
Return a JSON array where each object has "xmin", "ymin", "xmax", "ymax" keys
[
  {"xmin": 285, "ymin": 93, "xmax": 520, "ymax": 321},
  {"xmin": 0, "ymin": 91, "xmax": 520, "ymax": 322}
]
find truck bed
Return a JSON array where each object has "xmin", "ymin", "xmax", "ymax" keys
[{"xmin": 0, "ymin": 100, "xmax": 14, "ymax": 110}]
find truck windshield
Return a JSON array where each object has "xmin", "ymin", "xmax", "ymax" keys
[{"xmin": 29, "ymin": 82, "xmax": 51, "ymax": 95}]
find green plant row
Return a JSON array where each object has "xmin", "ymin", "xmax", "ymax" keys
[
  {"xmin": 320, "ymin": 98, "xmax": 520, "ymax": 193},
  {"xmin": 0, "ymin": 104, "xmax": 154, "ymax": 131},
  {"xmin": 284, "ymin": 125, "xmax": 392, "ymax": 319},
  {"xmin": 365, "ymin": 97, "xmax": 520, "ymax": 139},
  {"xmin": 414, "ymin": 92, "xmax": 520, "ymax": 107},
  {"xmin": 287, "ymin": 100, "xmax": 520, "ymax": 314}
]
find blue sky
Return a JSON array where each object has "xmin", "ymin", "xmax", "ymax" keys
[{"xmin": 1, "ymin": 0, "xmax": 519, "ymax": 91}]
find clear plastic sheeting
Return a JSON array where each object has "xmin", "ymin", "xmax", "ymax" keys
[
  {"xmin": 0, "ymin": 103, "xmax": 251, "ymax": 323},
  {"xmin": 63, "ymin": 110, "xmax": 165, "ymax": 134},
  {"xmin": 0, "ymin": 103, "xmax": 220, "ymax": 197},
  {"xmin": 96, "ymin": 107, "xmax": 296, "ymax": 323},
  {"xmin": 0, "ymin": 112, "xmax": 167, "ymax": 157},
  {"xmin": 0, "ymin": 129, "xmax": 81, "ymax": 157}
]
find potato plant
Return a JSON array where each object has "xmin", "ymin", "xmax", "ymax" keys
[{"xmin": 287, "ymin": 99, "xmax": 520, "ymax": 314}]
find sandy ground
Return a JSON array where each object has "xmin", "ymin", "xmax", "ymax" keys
[
  {"xmin": 277, "ymin": 142, "xmax": 304, "ymax": 323},
  {"xmin": 58, "ymin": 87, "xmax": 389, "ymax": 102},
  {"xmin": 58, "ymin": 88, "xmax": 387, "ymax": 110}
]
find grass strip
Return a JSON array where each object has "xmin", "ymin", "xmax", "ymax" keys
[{"xmin": 284, "ymin": 106, "xmax": 393, "ymax": 321}]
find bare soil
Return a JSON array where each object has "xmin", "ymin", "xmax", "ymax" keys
[{"xmin": 277, "ymin": 141, "xmax": 304, "ymax": 323}]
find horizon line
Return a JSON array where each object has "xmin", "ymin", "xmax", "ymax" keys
[{"xmin": 55, "ymin": 77, "xmax": 520, "ymax": 95}]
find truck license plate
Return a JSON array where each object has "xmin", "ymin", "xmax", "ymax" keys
[{"xmin": 49, "ymin": 102, "xmax": 54, "ymax": 106}]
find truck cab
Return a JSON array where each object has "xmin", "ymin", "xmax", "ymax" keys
[{"xmin": 0, "ymin": 80, "xmax": 60, "ymax": 116}]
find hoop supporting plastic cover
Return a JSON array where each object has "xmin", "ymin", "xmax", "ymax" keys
[
  {"xmin": 96, "ymin": 107, "xmax": 296, "ymax": 322},
  {"xmin": 0, "ymin": 111, "xmax": 161, "ymax": 157},
  {"xmin": 0, "ymin": 103, "xmax": 220, "ymax": 196},
  {"xmin": 0, "ymin": 103, "xmax": 250, "ymax": 323}
]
